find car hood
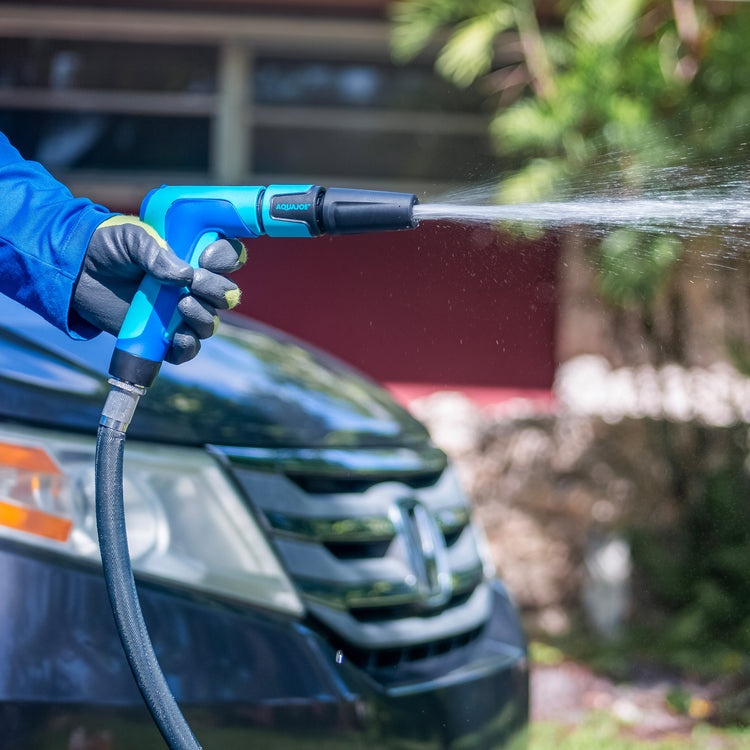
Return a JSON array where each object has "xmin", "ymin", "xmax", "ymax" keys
[{"xmin": 0, "ymin": 297, "xmax": 429, "ymax": 449}]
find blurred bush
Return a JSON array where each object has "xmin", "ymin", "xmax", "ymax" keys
[{"xmin": 412, "ymin": 359, "xmax": 750, "ymax": 678}]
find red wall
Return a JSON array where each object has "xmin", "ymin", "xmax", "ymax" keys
[{"xmin": 234, "ymin": 221, "xmax": 559, "ymax": 394}]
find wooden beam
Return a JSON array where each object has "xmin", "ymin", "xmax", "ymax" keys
[
  {"xmin": 212, "ymin": 41, "xmax": 252, "ymax": 183},
  {"xmin": 0, "ymin": 88, "xmax": 215, "ymax": 116},
  {"xmin": 254, "ymin": 106, "xmax": 488, "ymax": 135},
  {"xmin": 0, "ymin": 4, "xmax": 391, "ymax": 53}
]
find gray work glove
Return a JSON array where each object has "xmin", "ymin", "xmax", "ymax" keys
[{"xmin": 72, "ymin": 216, "xmax": 246, "ymax": 364}]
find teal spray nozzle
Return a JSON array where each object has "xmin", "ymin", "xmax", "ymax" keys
[{"xmin": 108, "ymin": 184, "xmax": 419, "ymax": 387}]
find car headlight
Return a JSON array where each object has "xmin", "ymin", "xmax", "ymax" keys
[{"xmin": 0, "ymin": 424, "xmax": 303, "ymax": 616}]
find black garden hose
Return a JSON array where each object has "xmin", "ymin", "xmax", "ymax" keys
[{"xmin": 96, "ymin": 415, "xmax": 201, "ymax": 750}]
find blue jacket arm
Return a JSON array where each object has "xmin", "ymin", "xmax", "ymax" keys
[{"xmin": 0, "ymin": 131, "xmax": 113, "ymax": 339}]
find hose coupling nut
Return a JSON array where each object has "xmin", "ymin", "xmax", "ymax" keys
[{"xmin": 100, "ymin": 378, "xmax": 147, "ymax": 433}]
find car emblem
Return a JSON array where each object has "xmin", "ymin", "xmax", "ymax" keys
[{"xmin": 391, "ymin": 497, "xmax": 452, "ymax": 609}]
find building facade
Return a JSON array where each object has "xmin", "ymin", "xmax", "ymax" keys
[{"xmin": 0, "ymin": 0, "xmax": 557, "ymax": 402}]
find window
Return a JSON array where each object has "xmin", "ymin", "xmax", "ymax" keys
[{"xmin": 0, "ymin": 11, "xmax": 500, "ymax": 198}]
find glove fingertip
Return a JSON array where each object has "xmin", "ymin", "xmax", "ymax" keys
[
  {"xmin": 235, "ymin": 240, "xmax": 248, "ymax": 269},
  {"xmin": 199, "ymin": 238, "xmax": 247, "ymax": 274},
  {"xmin": 225, "ymin": 287, "xmax": 242, "ymax": 309},
  {"xmin": 166, "ymin": 330, "xmax": 201, "ymax": 365}
]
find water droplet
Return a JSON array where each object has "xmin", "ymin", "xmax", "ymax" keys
[{"xmin": 335, "ymin": 650, "xmax": 344, "ymax": 665}]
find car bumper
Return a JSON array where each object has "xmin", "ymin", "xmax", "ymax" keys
[{"xmin": 0, "ymin": 543, "xmax": 528, "ymax": 750}]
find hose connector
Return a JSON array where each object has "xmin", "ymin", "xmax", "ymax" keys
[{"xmin": 100, "ymin": 379, "xmax": 146, "ymax": 434}]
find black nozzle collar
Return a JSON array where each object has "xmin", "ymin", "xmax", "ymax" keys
[{"xmin": 318, "ymin": 188, "xmax": 418, "ymax": 236}]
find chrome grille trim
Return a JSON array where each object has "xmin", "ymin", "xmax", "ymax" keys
[
  {"xmin": 435, "ymin": 506, "xmax": 471, "ymax": 535},
  {"xmin": 217, "ymin": 444, "xmax": 492, "ymax": 656},
  {"xmin": 263, "ymin": 505, "xmax": 471, "ymax": 543},
  {"xmin": 264, "ymin": 512, "xmax": 397, "ymax": 542},
  {"xmin": 294, "ymin": 562, "xmax": 484, "ymax": 610},
  {"xmin": 334, "ymin": 626, "xmax": 487, "ymax": 672},
  {"xmin": 308, "ymin": 584, "xmax": 493, "ymax": 650},
  {"xmin": 209, "ymin": 444, "xmax": 447, "ymax": 477}
]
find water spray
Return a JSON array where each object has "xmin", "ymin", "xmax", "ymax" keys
[{"xmin": 413, "ymin": 197, "xmax": 750, "ymax": 228}]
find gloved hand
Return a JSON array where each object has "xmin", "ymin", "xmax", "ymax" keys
[{"xmin": 72, "ymin": 216, "xmax": 246, "ymax": 364}]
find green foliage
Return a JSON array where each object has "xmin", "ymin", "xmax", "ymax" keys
[
  {"xmin": 393, "ymin": 0, "xmax": 750, "ymax": 185},
  {"xmin": 435, "ymin": 8, "xmax": 515, "ymax": 87},
  {"xmin": 489, "ymin": 0, "xmax": 686, "ymax": 202},
  {"xmin": 630, "ymin": 447, "xmax": 750, "ymax": 661},
  {"xmin": 391, "ymin": 0, "xmax": 750, "ymax": 310},
  {"xmin": 665, "ymin": 685, "xmax": 692, "ymax": 715},
  {"xmin": 498, "ymin": 155, "xmax": 568, "ymax": 204},
  {"xmin": 532, "ymin": 713, "xmax": 750, "ymax": 750},
  {"xmin": 567, "ymin": 0, "xmax": 645, "ymax": 49},
  {"xmin": 390, "ymin": 0, "xmax": 505, "ymax": 64},
  {"xmin": 726, "ymin": 335, "xmax": 750, "ymax": 377},
  {"xmin": 597, "ymin": 230, "xmax": 682, "ymax": 307},
  {"xmin": 528, "ymin": 640, "xmax": 565, "ymax": 666}
]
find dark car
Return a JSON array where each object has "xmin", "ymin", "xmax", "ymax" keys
[{"xmin": 0, "ymin": 294, "xmax": 528, "ymax": 750}]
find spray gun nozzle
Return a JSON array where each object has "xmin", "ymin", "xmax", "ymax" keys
[
  {"xmin": 318, "ymin": 188, "xmax": 418, "ymax": 235},
  {"xmin": 263, "ymin": 186, "xmax": 418, "ymax": 237}
]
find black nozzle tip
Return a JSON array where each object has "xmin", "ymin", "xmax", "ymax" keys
[{"xmin": 319, "ymin": 188, "xmax": 418, "ymax": 236}]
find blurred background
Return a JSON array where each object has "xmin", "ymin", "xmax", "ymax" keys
[
  {"xmin": 0, "ymin": 0, "xmax": 558, "ymax": 404},
  {"xmin": 4, "ymin": 0, "xmax": 750, "ymax": 745}
]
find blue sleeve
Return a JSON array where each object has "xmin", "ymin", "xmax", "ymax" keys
[{"xmin": 0, "ymin": 130, "xmax": 114, "ymax": 339}]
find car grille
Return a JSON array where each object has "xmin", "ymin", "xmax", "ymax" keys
[{"xmin": 212, "ymin": 443, "xmax": 493, "ymax": 666}]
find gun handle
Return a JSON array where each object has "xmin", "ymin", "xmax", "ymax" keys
[{"xmin": 109, "ymin": 198, "xmax": 257, "ymax": 386}]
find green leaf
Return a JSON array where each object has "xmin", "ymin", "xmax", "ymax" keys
[
  {"xmin": 597, "ymin": 230, "xmax": 682, "ymax": 306},
  {"xmin": 390, "ymin": 0, "xmax": 445, "ymax": 62},
  {"xmin": 492, "ymin": 99, "xmax": 565, "ymax": 152},
  {"xmin": 567, "ymin": 0, "xmax": 646, "ymax": 49},
  {"xmin": 390, "ymin": 0, "xmax": 504, "ymax": 63},
  {"xmin": 436, "ymin": 8, "xmax": 515, "ymax": 87},
  {"xmin": 498, "ymin": 157, "xmax": 568, "ymax": 204}
]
